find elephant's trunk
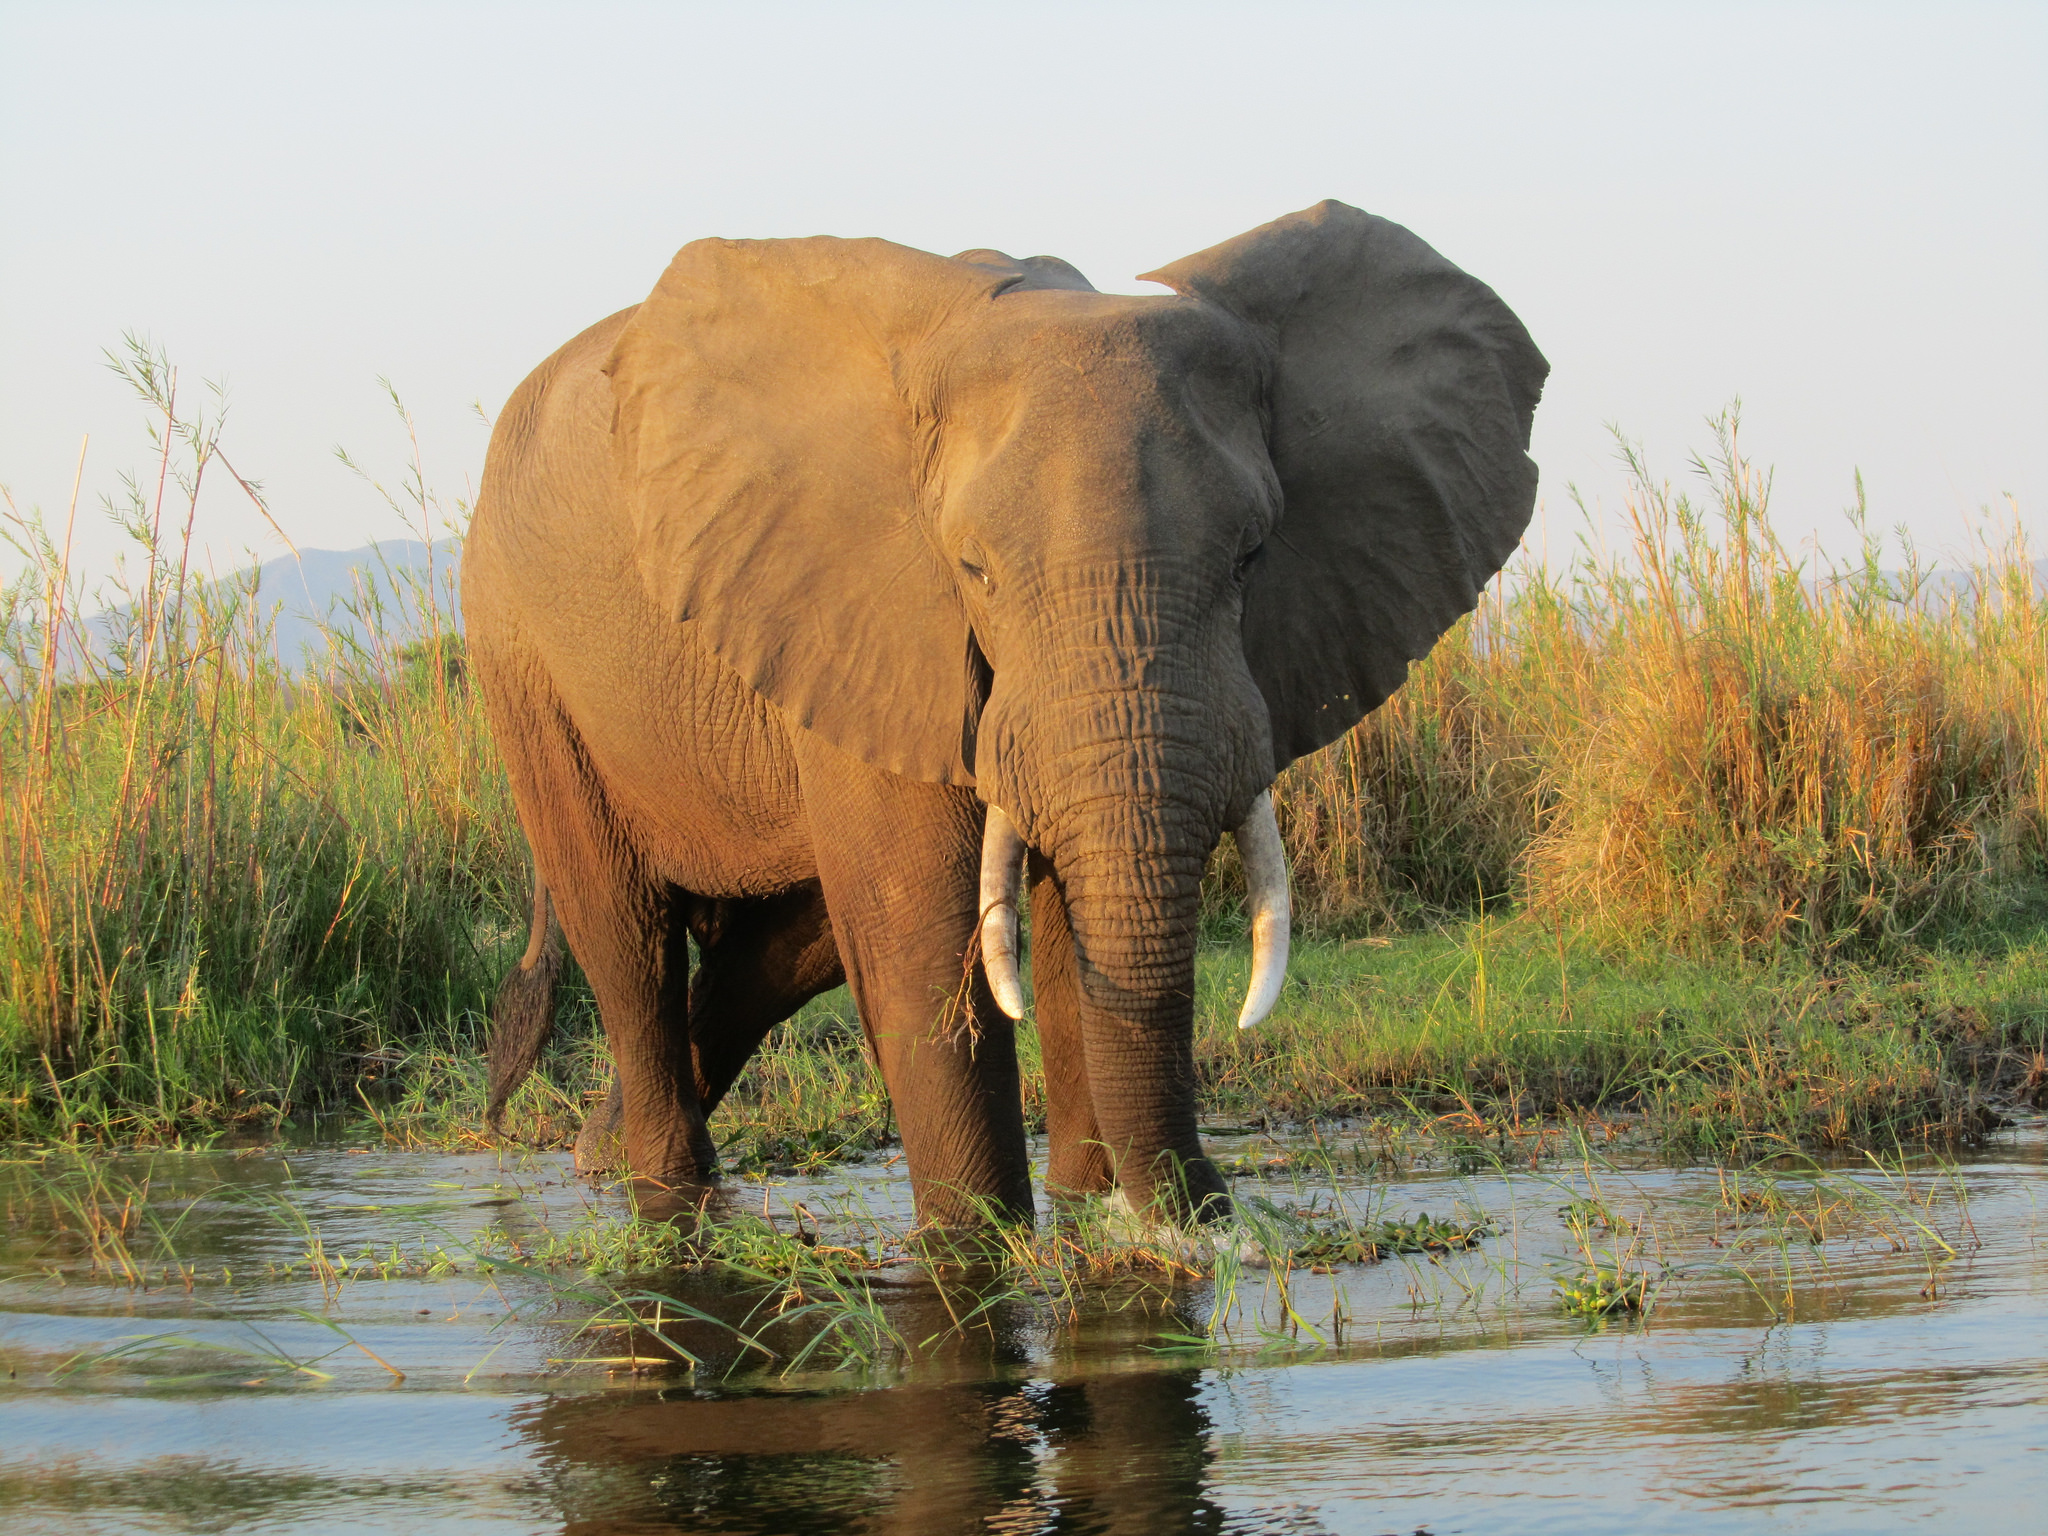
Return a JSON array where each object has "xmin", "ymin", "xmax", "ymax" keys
[
  {"xmin": 987, "ymin": 691, "xmax": 1236, "ymax": 1218},
  {"xmin": 978, "ymin": 793, "xmax": 1288, "ymax": 1032},
  {"xmin": 1057, "ymin": 832, "xmax": 1229, "ymax": 1219},
  {"xmin": 975, "ymin": 570, "xmax": 1278, "ymax": 1221}
]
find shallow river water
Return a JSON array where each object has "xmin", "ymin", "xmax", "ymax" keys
[{"xmin": 2, "ymin": 1119, "xmax": 2043, "ymax": 1534}]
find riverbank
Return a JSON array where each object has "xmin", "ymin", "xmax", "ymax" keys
[
  {"xmin": 19, "ymin": 912, "xmax": 2037, "ymax": 1171},
  {"xmin": 504, "ymin": 918, "xmax": 2048, "ymax": 1171}
]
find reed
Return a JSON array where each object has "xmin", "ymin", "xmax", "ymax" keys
[
  {"xmin": 0, "ymin": 340, "xmax": 526, "ymax": 1142},
  {"xmin": 1242, "ymin": 408, "xmax": 2046, "ymax": 952},
  {"xmin": 2, "ymin": 357, "xmax": 2041, "ymax": 1149}
]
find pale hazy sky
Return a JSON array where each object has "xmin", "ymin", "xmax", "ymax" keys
[{"xmin": 3, "ymin": 1, "xmax": 2043, "ymax": 588}]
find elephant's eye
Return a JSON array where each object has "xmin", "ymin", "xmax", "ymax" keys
[
  {"xmin": 1234, "ymin": 539, "xmax": 1265, "ymax": 578},
  {"xmin": 958, "ymin": 540, "xmax": 994, "ymax": 592}
]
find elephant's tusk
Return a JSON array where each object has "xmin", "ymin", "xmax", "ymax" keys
[
  {"xmin": 1233, "ymin": 790, "xmax": 1292, "ymax": 1028},
  {"xmin": 978, "ymin": 803, "xmax": 1029, "ymax": 1020}
]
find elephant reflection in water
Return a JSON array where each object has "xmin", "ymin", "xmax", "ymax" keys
[
  {"xmin": 514, "ymin": 1363, "xmax": 1223, "ymax": 1533},
  {"xmin": 513, "ymin": 1283, "xmax": 1223, "ymax": 1532}
]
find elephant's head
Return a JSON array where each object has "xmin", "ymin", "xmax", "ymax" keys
[{"xmin": 607, "ymin": 200, "xmax": 1545, "ymax": 1215}]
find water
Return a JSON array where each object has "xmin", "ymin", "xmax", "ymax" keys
[{"xmin": 2, "ymin": 1120, "xmax": 2042, "ymax": 1534}]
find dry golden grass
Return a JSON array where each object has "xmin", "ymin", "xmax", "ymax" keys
[
  {"xmin": 3, "ymin": 367, "xmax": 2041, "ymax": 1146},
  {"xmin": 1249, "ymin": 411, "xmax": 2045, "ymax": 958}
]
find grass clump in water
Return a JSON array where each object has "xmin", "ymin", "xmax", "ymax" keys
[{"xmin": 1555, "ymin": 1262, "xmax": 1659, "ymax": 1317}]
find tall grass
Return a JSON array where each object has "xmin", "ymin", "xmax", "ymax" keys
[
  {"xmin": 2, "ymin": 362, "xmax": 2041, "ymax": 1146},
  {"xmin": 1255, "ymin": 410, "xmax": 2045, "ymax": 953},
  {"xmin": 0, "ymin": 342, "xmax": 525, "ymax": 1140}
]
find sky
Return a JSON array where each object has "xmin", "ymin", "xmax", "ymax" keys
[{"xmin": 3, "ymin": 1, "xmax": 2043, "ymax": 591}]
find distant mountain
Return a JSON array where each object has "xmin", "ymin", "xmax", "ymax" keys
[
  {"xmin": 1905, "ymin": 557, "xmax": 2048, "ymax": 608},
  {"xmin": 36, "ymin": 541, "xmax": 2045, "ymax": 680},
  {"xmin": 239, "ymin": 541, "xmax": 463, "ymax": 667},
  {"xmin": 51, "ymin": 541, "xmax": 463, "ymax": 677}
]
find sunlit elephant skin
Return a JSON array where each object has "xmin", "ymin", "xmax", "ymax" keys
[{"xmin": 466, "ymin": 199, "xmax": 1546, "ymax": 1228}]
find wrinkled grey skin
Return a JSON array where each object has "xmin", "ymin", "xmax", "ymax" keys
[{"xmin": 466, "ymin": 200, "xmax": 1546, "ymax": 1229}]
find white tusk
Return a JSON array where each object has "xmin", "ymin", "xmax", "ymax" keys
[
  {"xmin": 1234, "ymin": 790, "xmax": 1292, "ymax": 1028},
  {"xmin": 978, "ymin": 803, "xmax": 1029, "ymax": 1020}
]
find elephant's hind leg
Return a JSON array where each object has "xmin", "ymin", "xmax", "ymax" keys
[
  {"xmin": 573, "ymin": 1081, "xmax": 626, "ymax": 1176},
  {"xmin": 477, "ymin": 640, "xmax": 715, "ymax": 1186},
  {"xmin": 575, "ymin": 884, "xmax": 844, "ymax": 1174},
  {"xmin": 560, "ymin": 877, "xmax": 713, "ymax": 1187},
  {"xmin": 687, "ymin": 883, "xmax": 845, "ymax": 1115}
]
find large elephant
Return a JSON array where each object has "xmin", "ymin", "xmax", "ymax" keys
[{"xmin": 466, "ymin": 199, "xmax": 1545, "ymax": 1228}]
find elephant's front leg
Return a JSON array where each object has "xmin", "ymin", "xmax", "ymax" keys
[
  {"xmin": 796, "ymin": 736, "xmax": 1033, "ymax": 1231},
  {"xmin": 1025, "ymin": 852, "xmax": 1112, "ymax": 1201}
]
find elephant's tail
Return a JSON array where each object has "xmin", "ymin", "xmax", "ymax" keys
[{"xmin": 485, "ymin": 869, "xmax": 564, "ymax": 1133}]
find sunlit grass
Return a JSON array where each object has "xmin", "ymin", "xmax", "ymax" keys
[
  {"xmin": 2, "ymin": 351, "xmax": 2041, "ymax": 1158},
  {"xmin": 1231, "ymin": 409, "xmax": 2046, "ymax": 956},
  {"xmin": 1, "ymin": 341, "xmax": 523, "ymax": 1145}
]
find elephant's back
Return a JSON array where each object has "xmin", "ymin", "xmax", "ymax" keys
[
  {"xmin": 464, "ymin": 310, "xmax": 812, "ymax": 895},
  {"xmin": 464, "ymin": 304, "xmax": 651, "ymax": 674},
  {"xmin": 468, "ymin": 305, "xmax": 639, "ymax": 586}
]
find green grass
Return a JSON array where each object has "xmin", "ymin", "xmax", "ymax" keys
[
  {"xmin": 462, "ymin": 914, "xmax": 2048, "ymax": 1168},
  {"xmin": 2, "ymin": 349, "xmax": 2043, "ymax": 1160},
  {"xmin": 2, "ymin": 343, "xmax": 526, "ymax": 1146},
  {"xmin": 1188, "ymin": 920, "xmax": 2048, "ymax": 1157}
]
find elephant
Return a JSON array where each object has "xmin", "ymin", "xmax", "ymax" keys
[{"xmin": 466, "ymin": 198, "xmax": 1545, "ymax": 1230}]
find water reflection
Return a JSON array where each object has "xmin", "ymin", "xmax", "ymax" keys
[
  {"xmin": 517, "ymin": 1273, "xmax": 1227, "ymax": 1534},
  {"xmin": 1, "ymin": 1131, "xmax": 2042, "ymax": 1533},
  {"xmin": 515, "ymin": 1365, "xmax": 1224, "ymax": 1534}
]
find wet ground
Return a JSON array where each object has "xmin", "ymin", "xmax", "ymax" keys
[{"xmin": 2, "ymin": 1119, "xmax": 2043, "ymax": 1534}]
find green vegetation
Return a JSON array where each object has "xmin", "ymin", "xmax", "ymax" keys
[
  {"xmin": 11, "ymin": 1136, "xmax": 1988, "ymax": 1385},
  {"xmin": 3, "ymin": 352, "xmax": 2043, "ymax": 1157},
  {"xmin": 2, "ymin": 344, "xmax": 525, "ymax": 1145},
  {"xmin": 1554, "ymin": 1260, "xmax": 1658, "ymax": 1317}
]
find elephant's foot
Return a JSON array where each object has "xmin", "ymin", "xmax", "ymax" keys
[
  {"xmin": 624, "ymin": 1173, "xmax": 721, "ymax": 1225},
  {"xmin": 572, "ymin": 1080, "xmax": 722, "ymax": 1219},
  {"xmin": 1097, "ymin": 1186, "xmax": 1269, "ymax": 1266}
]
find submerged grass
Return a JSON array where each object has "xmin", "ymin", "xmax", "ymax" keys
[
  {"xmin": 1, "ymin": 353, "xmax": 2042, "ymax": 1159},
  {"xmin": 8, "ymin": 1126, "xmax": 1998, "ymax": 1388}
]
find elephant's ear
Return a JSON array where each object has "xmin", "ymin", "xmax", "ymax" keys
[
  {"xmin": 1140, "ymin": 200, "xmax": 1547, "ymax": 768},
  {"xmin": 608, "ymin": 235, "xmax": 1014, "ymax": 783}
]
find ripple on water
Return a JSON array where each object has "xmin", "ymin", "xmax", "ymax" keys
[{"xmin": 1, "ymin": 1126, "xmax": 2043, "ymax": 1533}]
